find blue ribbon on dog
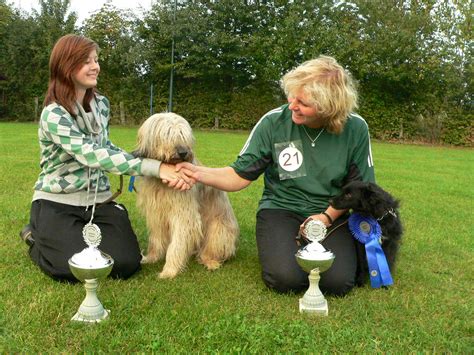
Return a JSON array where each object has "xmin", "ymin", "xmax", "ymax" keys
[
  {"xmin": 128, "ymin": 176, "xmax": 135, "ymax": 192},
  {"xmin": 348, "ymin": 213, "xmax": 393, "ymax": 288}
]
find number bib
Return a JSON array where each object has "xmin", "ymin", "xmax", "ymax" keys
[{"xmin": 274, "ymin": 140, "xmax": 307, "ymax": 180}]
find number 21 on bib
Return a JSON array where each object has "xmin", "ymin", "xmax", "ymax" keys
[{"xmin": 274, "ymin": 140, "xmax": 307, "ymax": 180}]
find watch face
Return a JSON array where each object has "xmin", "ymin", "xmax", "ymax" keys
[
  {"xmin": 304, "ymin": 219, "xmax": 327, "ymax": 242},
  {"xmin": 82, "ymin": 223, "xmax": 102, "ymax": 247}
]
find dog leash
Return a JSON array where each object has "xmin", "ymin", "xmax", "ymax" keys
[
  {"xmin": 326, "ymin": 220, "xmax": 349, "ymax": 238},
  {"xmin": 95, "ymin": 175, "xmax": 124, "ymax": 207},
  {"xmin": 128, "ymin": 175, "xmax": 136, "ymax": 192},
  {"xmin": 377, "ymin": 208, "xmax": 397, "ymax": 221},
  {"xmin": 297, "ymin": 211, "xmax": 396, "ymax": 245}
]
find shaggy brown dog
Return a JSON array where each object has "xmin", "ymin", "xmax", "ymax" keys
[{"xmin": 135, "ymin": 113, "xmax": 239, "ymax": 278}]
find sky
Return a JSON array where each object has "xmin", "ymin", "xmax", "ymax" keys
[{"xmin": 10, "ymin": 0, "xmax": 153, "ymax": 24}]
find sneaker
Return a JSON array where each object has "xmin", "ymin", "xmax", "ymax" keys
[{"xmin": 19, "ymin": 224, "xmax": 34, "ymax": 247}]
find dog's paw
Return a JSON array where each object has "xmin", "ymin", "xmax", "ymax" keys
[
  {"xmin": 159, "ymin": 269, "xmax": 179, "ymax": 279},
  {"xmin": 140, "ymin": 254, "xmax": 157, "ymax": 264},
  {"xmin": 201, "ymin": 259, "xmax": 222, "ymax": 271}
]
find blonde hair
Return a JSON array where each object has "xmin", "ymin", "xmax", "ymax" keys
[{"xmin": 281, "ymin": 55, "xmax": 358, "ymax": 134}]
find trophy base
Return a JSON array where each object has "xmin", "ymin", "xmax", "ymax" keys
[
  {"xmin": 70, "ymin": 279, "xmax": 110, "ymax": 323},
  {"xmin": 71, "ymin": 308, "xmax": 110, "ymax": 323},
  {"xmin": 299, "ymin": 298, "xmax": 328, "ymax": 316}
]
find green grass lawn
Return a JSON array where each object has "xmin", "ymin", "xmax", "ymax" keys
[{"xmin": 0, "ymin": 122, "xmax": 472, "ymax": 352}]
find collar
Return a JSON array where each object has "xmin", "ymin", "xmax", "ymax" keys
[
  {"xmin": 75, "ymin": 98, "xmax": 102, "ymax": 135},
  {"xmin": 377, "ymin": 208, "xmax": 397, "ymax": 221}
]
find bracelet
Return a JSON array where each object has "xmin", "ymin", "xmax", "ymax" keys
[{"xmin": 322, "ymin": 211, "xmax": 334, "ymax": 225}]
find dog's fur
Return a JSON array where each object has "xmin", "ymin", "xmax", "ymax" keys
[
  {"xmin": 330, "ymin": 181, "xmax": 403, "ymax": 283},
  {"xmin": 135, "ymin": 113, "xmax": 239, "ymax": 279}
]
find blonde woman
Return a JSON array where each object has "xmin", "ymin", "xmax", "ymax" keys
[{"xmin": 177, "ymin": 56, "xmax": 375, "ymax": 296}]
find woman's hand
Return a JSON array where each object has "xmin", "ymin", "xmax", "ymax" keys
[
  {"xmin": 299, "ymin": 214, "xmax": 332, "ymax": 236},
  {"xmin": 159, "ymin": 163, "xmax": 196, "ymax": 191},
  {"xmin": 175, "ymin": 162, "xmax": 199, "ymax": 181},
  {"xmin": 175, "ymin": 163, "xmax": 251, "ymax": 192}
]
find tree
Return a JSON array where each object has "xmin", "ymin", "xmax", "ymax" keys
[
  {"xmin": 0, "ymin": 0, "xmax": 77, "ymax": 120},
  {"xmin": 0, "ymin": 0, "xmax": 470, "ymax": 144},
  {"xmin": 31, "ymin": 0, "xmax": 77, "ymax": 96},
  {"xmin": 82, "ymin": 0, "xmax": 148, "ymax": 123}
]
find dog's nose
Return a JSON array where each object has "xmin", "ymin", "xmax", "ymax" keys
[{"xmin": 178, "ymin": 149, "xmax": 188, "ymax": 160}]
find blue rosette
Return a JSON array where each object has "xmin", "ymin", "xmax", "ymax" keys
[{"xmin": 348, "ymin": 213, "xmax": 393, "ymax": 288}]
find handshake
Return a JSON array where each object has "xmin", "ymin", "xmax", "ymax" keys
[{"xmin": 159, "ymin": 162, "xmax": 198, "ymax": 191}]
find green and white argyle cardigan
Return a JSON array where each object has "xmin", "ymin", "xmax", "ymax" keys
[{"xmin": 32, "ymin": 94, "xmax": 160, "ymax": 206}]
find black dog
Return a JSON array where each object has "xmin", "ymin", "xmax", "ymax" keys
[{"xmin": 330, "ymin": 181, "xmax": 403, "ymax": 285}]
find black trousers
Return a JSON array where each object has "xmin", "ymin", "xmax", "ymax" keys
[
  {"xmin": 256, "ymin": 209, "xmax": 364, "ymax": 296},
  {"xmin": 28, "ymin": 199, "xmax": 142, "ymax": 282}
]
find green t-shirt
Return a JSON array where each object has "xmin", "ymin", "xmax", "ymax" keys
[{"xmin": 231, "ymin": 104, "xmax": 375, "ymax": 217}]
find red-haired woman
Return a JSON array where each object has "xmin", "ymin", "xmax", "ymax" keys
[{"xmin": 20, "ymin": 34, "xmax": 192, "ymax": 282}]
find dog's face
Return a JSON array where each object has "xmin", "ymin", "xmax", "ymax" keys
[
  {"xmin": 330, "ymin": 181, "xmax": 399, "ymax": 218},
  {"xmin": 135, "ymin": 113, "xmax": 195, "ymax": 164},
  {"xmin": 330, "ymin": 181, "xmax": 369, "ymax": 211}
]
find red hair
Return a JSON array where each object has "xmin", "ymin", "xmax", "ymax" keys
[{"xmin": 44, "ymin": 34, "xmax": 99, "ymax": 116}]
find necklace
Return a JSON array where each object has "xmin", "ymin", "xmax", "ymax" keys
[
  {"xmin": 84, "ymin": 133, "xmax": 102, "ymax": 246},
  {"xmin": 302, "ymin": 126, "xmax": 325, "ymax": 147}
]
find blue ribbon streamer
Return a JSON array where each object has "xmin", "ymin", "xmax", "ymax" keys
[
  {"xmin": 128, "ymin": 176, "xmax": 135, "ymax": 192},
  {"xmin": 348, "ymin": 213, "xmax": 393, "ymax": 288}
]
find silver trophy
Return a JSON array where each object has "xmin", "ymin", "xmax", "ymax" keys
[
  {"xmin": 68, "ymin": 223, "xmax": 114, "ymax": 322},
  {"xmin": 295, "ymin": 219, "xmax": 335, "ymax": 316}
]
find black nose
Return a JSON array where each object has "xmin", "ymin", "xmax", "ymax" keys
[{"xmin": 178, "ymin": 150, "xmax": 188, "ymax": 160}]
